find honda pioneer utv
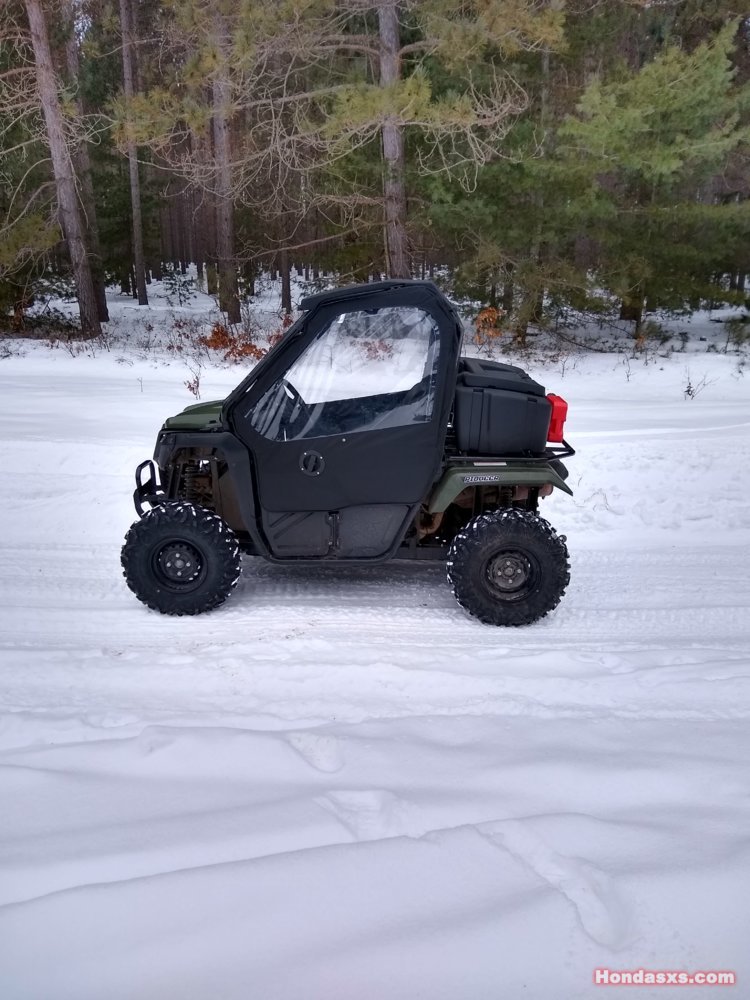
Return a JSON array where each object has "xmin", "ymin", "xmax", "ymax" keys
[{"xmin": 121, "ymin": 280, "xmax": 574, "ymax": 626}]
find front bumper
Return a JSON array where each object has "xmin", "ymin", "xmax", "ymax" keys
[{"xmin": 133, "ymin": 460, "xmax": 166, "ymax": 516}]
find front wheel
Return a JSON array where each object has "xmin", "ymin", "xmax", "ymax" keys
[
  {"xmin": 447, "ymin": 509, "xmax": 570, "ymax": 626},
  {"xmin": 121, "ymin": 502, "xmax": 241, "ymax": 615}
]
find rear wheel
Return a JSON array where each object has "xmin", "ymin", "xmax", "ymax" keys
[
  {"xmin": 447, "ymin": 508, "xmax": 569, "ymax": 626},
  {"xmin": 121, "ymin": 502, "xmax": 241, "ymax": 615}
]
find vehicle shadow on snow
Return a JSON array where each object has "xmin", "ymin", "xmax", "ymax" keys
[{"xmin": 234, "ymin": 555, "xmax": 456, "ymax": 612}]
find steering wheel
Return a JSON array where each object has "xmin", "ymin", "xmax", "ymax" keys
[
  {"xmin": 279, "ymin": 379, "xmax": 312, "ymax": 436},
  {"xmin": 281, "ymin": 378, "xmax": 303, "ymax": 405}
]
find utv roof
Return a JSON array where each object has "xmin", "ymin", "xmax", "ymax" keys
[{"xmin": 299, "ymin": 279, "xmax": 447, "ymax": 313}]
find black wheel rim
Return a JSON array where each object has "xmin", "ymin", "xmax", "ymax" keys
[
  {"xmin": 485, "ymin": 549, "xmax": 539, "ymax": 602},
  {"xmin": 151, "ymin": 538, "xmax": 207, "ymax": 593}
]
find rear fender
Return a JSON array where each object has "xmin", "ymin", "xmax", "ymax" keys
[{"xmin": 427, "ymin": 462, "xmax": 572, "ymax": 513}]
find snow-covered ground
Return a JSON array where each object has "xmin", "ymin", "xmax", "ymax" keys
[{"xmin": 1, "ymin": 281, "xmax": 749, "ymax": 999}]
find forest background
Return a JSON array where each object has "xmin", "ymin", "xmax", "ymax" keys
[{"xmin": 1, "ymin": 0, "xmax": 749, "ymax": 345}]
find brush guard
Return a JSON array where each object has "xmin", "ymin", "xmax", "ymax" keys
[{"xmin": 133, "ymin": 460, "xmax": 167, "ymax": 517}]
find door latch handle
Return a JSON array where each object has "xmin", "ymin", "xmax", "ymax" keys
[{"xmin": 299, "ymin": 451, "xmax": 325, "ymax": 476}]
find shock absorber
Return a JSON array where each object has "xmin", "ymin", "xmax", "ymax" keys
[
  {"xmin": 499, "ymin": 485, "xmax": 514, "ymax": 508},
  {"xmin": 182, "ymin": 461, "xmax": 202, "ymax": 503}
]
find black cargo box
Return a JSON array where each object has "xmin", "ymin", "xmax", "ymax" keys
[
  {"xmin": 458, "ymin": 358, "xmax": 546, "ymax": 396},
  {"xmin": 454, "ymin": 359, "xmax": 551, "ymax": 455}
]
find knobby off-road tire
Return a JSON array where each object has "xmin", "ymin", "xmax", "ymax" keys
[
  {"xmin": 121, "ymin": 502, "xmax": 241, "ymax": 616},
  {"xmin": 447, "ymin": 509, "xmax": 570, "ymax": 626}
]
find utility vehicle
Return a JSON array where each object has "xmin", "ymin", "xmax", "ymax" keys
[{"xmin": 121, "ymin": 280, "xmax": 574, "ymax": 625}]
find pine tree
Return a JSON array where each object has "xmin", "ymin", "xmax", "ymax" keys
[
  {"xmin": 559, "ymin": 20, "xmax": 750, "ymax": 326},
  {"xmin": 427, "ymin": 10, "xmax": 750, "ymax": 335}
]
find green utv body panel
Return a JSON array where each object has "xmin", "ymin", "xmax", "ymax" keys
[
  {"xmin": 427, "ymin": 462, "xmax": 573, "ymax": 513},
  {"xmin": 163, "ymin": 399, "xmax": 224, "ymax": 431}
]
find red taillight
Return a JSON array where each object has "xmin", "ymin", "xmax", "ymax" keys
[{"xmin": 546, "ymin": 393, "xmax": 568, "ymax": 442}]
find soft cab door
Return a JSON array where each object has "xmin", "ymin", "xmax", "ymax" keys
[{"xmin": 230, "ymin": 283, "xmax": 460, "ymax": 558}]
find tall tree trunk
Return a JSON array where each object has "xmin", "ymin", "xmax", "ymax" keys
[
  {"xmin": 176, "ymin": 192, "xmax": 188, "ymax": 272},
  {"xmin": 378, "ymin": 1, "xmax": 409, "ymax": 279},
  {"xmin": 62, "ymin": 0, "xmax": 108, "ymax": 322},
  {"xmin": 243, "ymin": 259, "xmax": 256, "ymax": 297},
  {"xmin": 119, "ymin": 0, "xmax": 148, "ymax": 304},
  {"xmin": 147, "ymin": 165, "xmax": 163, "ymax": 279},
  {"xmin": 280, "ymin": 246, "xmax": 292, "ymax": 314},
  {"xmin": 24, "ymin": 0, "xmax": 101, "ymax": 338},
  {"xmin": 502, "ymin": 264, "xmax": 514, "ymax": 315},
  {"xmin": 193, "ymin": 124, "xmax": 215, "ymax": 290},
  {"xmin": 515, "ymin": 45, "xmax": 550, "ymax": 343},
  {"xmin": 160, "ymin": 201, "xmax": 173, "ymax": 266},
  {"xmin": 212, "ymin": 12, "xmax": 241, "ymax": 324},
  {"xmin": 620, "ymin": 291, "xmax": 645, "ymax": 335},
  {"xmin": 191, "ymin": 186, "xmax": 205, "ymax": 284},
  {"xmin": 169, "ymin": 193, "xmax": 181, "ymax": 270}
]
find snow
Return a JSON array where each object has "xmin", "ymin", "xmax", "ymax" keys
[{"xmin": 1, "ymin": 279, "xmax": 749, "ymax": 999}]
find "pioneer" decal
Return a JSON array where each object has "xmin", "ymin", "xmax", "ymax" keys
[{"xmin": 462, "ymin": 474, "xmax": 501, "ymax": 484}]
